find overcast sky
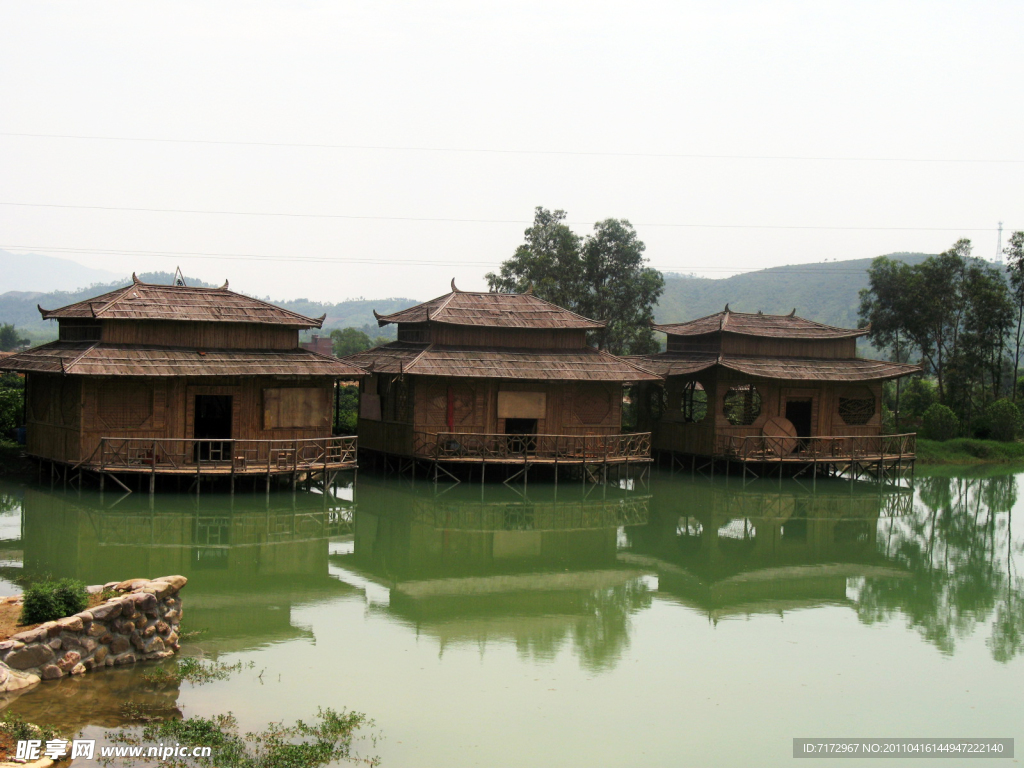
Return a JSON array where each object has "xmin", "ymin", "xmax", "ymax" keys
[{"xmin": 1, "ymin": 1, "xmax": 1021, "ymax": 302}]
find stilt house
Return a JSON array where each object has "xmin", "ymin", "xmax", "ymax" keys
[
  {"xmin": 634, "ymin": 307, "xmax": 919, "ymax": 470},
  {"xmin": 344, "ymin": 281, "xmax": 659, "ymax": 470},
  {"xmin": 0, "ymin": 275, "xmax": 366, "ymax": 485}
]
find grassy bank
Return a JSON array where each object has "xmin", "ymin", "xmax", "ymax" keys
[{"xmin": 916, "ymin": 437, "xmax": 1024, "ymax": 465}]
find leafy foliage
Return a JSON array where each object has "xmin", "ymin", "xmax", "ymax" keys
[
  {"xmin": 330, "ymin": 328, "xmax": 374, "ymax": 357},
  {"xmin": 0, "ymin": 323, "xmax": 28, "ymax": 352},
  {"xmin": 20, "ymin": 578, "xmax": 88, "ymax": 624},
  {"xmin": 982, "ymin": 399, "xmax": 1021, "ymax": 442},
  {"xmin": 141, "ymin": 657, "xmax": 253, "ymax": 687},
  {"xmin": 486, "ymin": 208, "xmax": 665, "ymax": 355},
  {"xmin": 859, "ymin": 241, "xmax": 1015, "ymax": 432},
  {"xmin": 104, "ymin": 708, "xmax": 378, "ymax": 768},
  {"xmin": 921, "ymin": 403, "xmax": 959, "ymax": 442},
  {"xmin": 334, "ymin": 385, "xmax": 360, "ymax": 434}
]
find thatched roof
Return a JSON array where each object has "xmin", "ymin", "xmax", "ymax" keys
[
  {"xmin": 374, "ymin": 282, "xmax": 602, "ymax": 330},
  {"xmin": 632, "ymin": 352, "xmax": 919, "ymax": 382},
  {"xmin": 0, "ymin": 342, "xmax": 365, "ymax": 378},
  {"xmin": 654, "ymin": 308, "xmax": 868, "ymax": 339},
  {"xmin": 38, "ymin": 276, "xmax": 324, "ymax": 328},
  {"xmin": 345, "ymin": 342, "xmax": 658, "ymax": 382}
]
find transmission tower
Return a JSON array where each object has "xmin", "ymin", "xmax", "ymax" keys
[{"xmin": 995, "ymin": 221, "xmax": 1004, "ymax": 264}]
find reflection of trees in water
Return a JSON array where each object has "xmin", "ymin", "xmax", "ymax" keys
[
  {"xmin": 856, "ymin": 474, "xmax": 1024, "ymax": 661},
  {"xmin": 511, "ymin": 579, "xmax": 653, "ymax": 672},
  {"xmin": 572, "ymin": 580, "xmax": 652, "ymax": 672}
]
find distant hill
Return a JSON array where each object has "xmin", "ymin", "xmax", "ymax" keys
[
  {"xmin": 655, "ymin": 253, "xmax": 935, "ymax": 328},
  {"xmin": 0, "ymin": 269, "xmax": 420, "ymax": 344},
  {"xmin": 0, "ymin": 250, "xmax": 120, "ymax": 292}
]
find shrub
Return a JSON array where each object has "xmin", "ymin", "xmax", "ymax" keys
[
  {"xmin": 921, "ymin": 403, "xmax": 959, "ymax": 441},
  {"xmin": 20, "ymin": 578, "xmax": 88, "ymax": 625},
  {"xmin": 984, "ymin": 398, "xmax": 1022, "ymax": 442},
  {"xmin": 901, "ymin": 377, "xmax": 938, "ymax": 422}
]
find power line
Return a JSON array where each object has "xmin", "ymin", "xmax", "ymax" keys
[
  {"xmin": 1, "ymin": 131, "xmax": 1021, "ymax": 164},
  {"xmin": 0, "ymin": 201, "xmax": 1006, "ymax": 232}
]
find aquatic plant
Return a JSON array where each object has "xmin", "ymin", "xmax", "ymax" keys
[
  {"xmin": 20, "ymin": 577, "xmax": 88, "ymax": 624},
  {"xmin": 103, "ymin": 708, "xmax": 379, "ymax": 768},
  {"xmin": 0, "ymin": 711, "xmax": 66, "ymax": 747},
  {"xmin": 140, "ymin": 657, "xmax": 253, "ymax": 687}
]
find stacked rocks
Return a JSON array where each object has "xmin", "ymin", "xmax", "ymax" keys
[{"xmin": 0, "ymin": 575, "xmax": 186, "ymax": 693}]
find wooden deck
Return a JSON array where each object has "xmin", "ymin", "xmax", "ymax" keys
[
  {"xmin": 417, "ymin": 431, "xmax": 652, "ymax": 466},
  {"xmin": 42, "ymin": 436, "xmax": 360, "ymax": 493},
  {"xmin": 663, "ymin": 433, "xmax": 916, "ymax": 482}
]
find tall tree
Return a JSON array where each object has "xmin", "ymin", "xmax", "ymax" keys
[
  {"xmin": 0, "ymin": 323, "xmax": 27, "ymax": 352},
  {"xmin": 859, "ymin": 257, "xmax": 919, "ymax": 426},
  {"xmin": 486, "ymin": 207, "xmax": 664, "ymax": 355},
  {"xmin": 1004, "ymin": 231, "xmax": 1024, "ymax": 401}
]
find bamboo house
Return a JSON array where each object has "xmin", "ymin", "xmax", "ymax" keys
[
  {"xmin": 343, "ymin": 281, "xmax": 660, "ymax": 479},
  {"xmin": 633, "ymin": 307, "xmax": 920, "ymax": 477},
  {"xmin": 0, "ymin": 275, "xmax": 366, "ymax": 491}
]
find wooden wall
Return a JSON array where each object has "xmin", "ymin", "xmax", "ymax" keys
[
  {"xmin": 101, "ymin": 320, "xmax": 299, "ymax": 350},
  {"xmin": 425, "ymin": 325, "xmax": 589, "ymax": 350},
  {"xmin": 25, "ymin": 373, "xmax": 336, "ymax": 465},
  {"xmin": 651, "ymin": 369, "xmax": 883, "ymax": 456},
  {"xmin": 357, "ymin": 375, "xmax": 625, "ymax": 457},
  {"xmin": 667, "ymin": 333, "xmax": 857, "ymax": 359},
  {"xmin": 25, "ymin": 374, "xmax": 83, "ymax": 463}
]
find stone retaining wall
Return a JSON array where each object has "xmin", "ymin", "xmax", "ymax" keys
[{"xmin": 0, "ymin": 575, "xmax": 186, "ymax": 693}]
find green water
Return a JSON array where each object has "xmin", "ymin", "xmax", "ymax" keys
[{"xmin": 0, "ymin": 467, "xmax": 1021, "ymax": 767}]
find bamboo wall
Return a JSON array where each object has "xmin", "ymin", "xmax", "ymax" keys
[
  {"xmin": 667, "ymin": 333, "xmax": 857, "ymax": 359},
  {"xmin": 357, "ymin": 375, "xmax": 624, "ymax": 457},
  {"xmin": 649, "ymin": 369, "xmax": 883, "ymax": 456},
  {"xmin": 25, "ymin": 373, "xmax": 336, "ymax": 465},
  {"xmin": 102, "ymin": 320, "xmax": 299, "ymax": 350},
  {"xmin": 427, "ymin": 326, "xmax": 589, "ymax": 350}
]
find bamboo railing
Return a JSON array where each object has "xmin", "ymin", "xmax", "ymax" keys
[
  {"xmin": 721, "ymin": 433, "xmax": 916, "ymax": 462},
  {"xmin": 415, "ymin": 431, "xmax": 652, "ymax": 463},
  {"xmin": 85, "ymin": 436, "xmax": 358, "ymax": 475}
]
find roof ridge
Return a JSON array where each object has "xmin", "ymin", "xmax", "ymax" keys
[
  {"xmin": 429, "ymin": 292, "xmax": 459, "ymax": 320},
  {"xmin": 61, "ymin": 341, "xmax": 100, "ymax": 373},
  {"xmin": 89, "ymin": 284, "xmax": 136, "ymax": 318},
  {"xmin": 597, "ymin": 348, "xmax": 660, "ymax": 378}
]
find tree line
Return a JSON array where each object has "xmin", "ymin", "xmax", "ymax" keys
[{"xmin": 859, "ymin": 233, "xmax": 1024, "ymax": 440}]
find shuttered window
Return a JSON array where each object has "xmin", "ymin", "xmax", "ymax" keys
[{"xmin": 263, "ymin": 388, "xmax": 330, "ymax": 429}]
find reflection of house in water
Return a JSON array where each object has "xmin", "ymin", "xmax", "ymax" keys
[
  {"xmin": 18, "ymin": 488, "xmax": 357, "ymax": 652},
  {"xmin": 336, "ymin": 478, "xmax": 653, "ymax": 670},
  {"xmin": 623, "ymin": 478, "xmax": 911, "ymax": 620}
]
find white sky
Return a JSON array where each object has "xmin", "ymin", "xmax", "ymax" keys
[{"xmin": 1, "ymin": 1, "xmax": 1021, "ymax": 302}]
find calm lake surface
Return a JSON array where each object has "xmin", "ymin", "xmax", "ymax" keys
[{"xmin": 0, "ymin": 465, "xmax": 1021, "ymax": 767}]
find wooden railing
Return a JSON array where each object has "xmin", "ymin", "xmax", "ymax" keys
[
  {"xmin": 85, "ymin": 436, "xmax": 358, "ymax": 474},
  {"xmin": 416, "ymin": 431, "xmax": 652, "ymax": 462},
  {"xmin": 721, "ymin": 433, "xmax": 916, "ymax": 462}
]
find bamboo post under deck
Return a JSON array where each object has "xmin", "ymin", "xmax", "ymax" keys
[
  {"xmin": 150, "ymin": 439, "xmax": 156, "ymax": 495},
  {"xmin": 99, "ymin": 440, "xmax": 105, "ymax": 493},
  {"xmin": 266, "ymin": 446, "xmax": 272, "ymax": 495},
  {"xmin": 195, "ymin": 446, "xmax": 201, "ymax": 497}
]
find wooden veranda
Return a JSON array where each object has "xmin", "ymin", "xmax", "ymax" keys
[
  {"xmin": 44, "ymin": 435, "xmax": 358, "ymax": 495},
  {"xmin": 365, "ymin": 429, "xmax": 652, "ymax": 487},
  {"xmin": 663, "ymin": 432, "xmax": 916, "ymax": 484}
]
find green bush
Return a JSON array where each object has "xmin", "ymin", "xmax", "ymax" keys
[
  {"xmin": 983, "ymin": 398, "xmax": 1021, "ymax": 442},
  {"xmin": 921, "ymin": 403, "xmax": 959, "ymax": 441},
  {"xmin": 20, "ymin": 578, "xmax": 88, "ymax": 625},
  {"xmin": 901, "ymin": 377, "xmax": 938, "ymax": 422}
]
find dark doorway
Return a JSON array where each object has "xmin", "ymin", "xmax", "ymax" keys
[
  {"xmin": 504, "ymin": 418, "xmax": 538, "ymax": 454},
  {"xmin": 784, "ymin": 399, "xmax": 813, "ymax": 438},
  {"xmin": 194, "ymin": 395, "xmax": 233, "ymax": 461}
]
